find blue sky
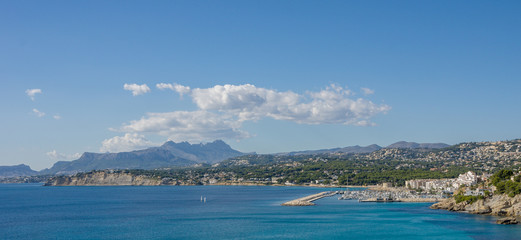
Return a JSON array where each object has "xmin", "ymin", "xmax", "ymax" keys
[{"xmin": 1, "ymin": 1, "xmax": 520, "ymax": 170}]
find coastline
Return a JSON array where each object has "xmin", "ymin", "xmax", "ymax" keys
[
  {"xmin": 430, "ymin": 194, "xmax": 521, "ymax": 224},
  {"xmin": 210, "ymin": 182, "xmax": 371, "ymax": 188},
  {"xmin": 43, "ymin": 182, "xmax": 371, "ymax": 188},
  {"xmin": 5, "ymin": 180, "xmax": 371, "ymax": 188},
  {"xmin": 43, "ymin": 172, "xmax": 374, "ymax": 188}
]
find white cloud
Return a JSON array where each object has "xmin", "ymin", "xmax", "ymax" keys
[
  {"xmin": 187, "ymin": 84, "xmax": 390, "ymax": 124},
  {"xmin": 361, "ymin": 87, "xmax": 375, "ymax": 95},
  {"xmin": 46, "ymin": 150, "xmax": 62, "ymax": 159},
  {"xmin": 32, "ymin": 108, "xmax": 46, "ymax": 117},
  {"xmin": 123, "ymin": 83, "xmax": 151, "ymax": 96},
  {"xmin": 156, "ymin": 83, "xmax": 191, "ymax": 97},
  {"xmin": 113, "ymin": 83, "xmax": 390, "ymax": 142},
  {"xmin": 26, "ymin": 88, "xmax": 42, "ymax": 101},
  {"xmin": 100, "ymin": 133, "xmax": 157, "ymax": 153},
  {"xmin": 46, "ymin": 150, "xmax": 81, "ymax": 160},
  {"xmin": 156, "ymin": 83, "xmax": 174, "ymax": 90},
  {"xmin": 53, "ymin": 115, "xmax": 62, "ymax": 120},
  {"xmin": 119, "ymin": 111, "xmax": 249, "ymax": 143}
]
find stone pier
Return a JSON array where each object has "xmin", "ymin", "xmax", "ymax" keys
[{"xmin": 281, "ymin": 191, "xmax": 337, "ymax": 206}]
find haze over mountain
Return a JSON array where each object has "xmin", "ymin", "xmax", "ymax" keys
[
  {"xmin": 0, "ymin": 164, "xmax": 38, "ymax": 178},
  {"xmin": 279, "ymin": 141, "xmax": 449, "ymax": 155},
  {"xmin": 386, "ymin": 141, "xmax": 450, "ymax": 149},
  {"xmin": 40, "ymin": 140, "xmax": 244, "ymax": 175},
  {"xmin": 281, "ymin": 144, "xmax": 383, "ymax": 156}
]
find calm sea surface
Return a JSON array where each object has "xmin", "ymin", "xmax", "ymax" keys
[{"xmin": 1, "ymin": 184, "xmax": 520, "ymax": 239}]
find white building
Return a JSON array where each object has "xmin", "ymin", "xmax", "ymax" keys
[
  {"xmin": 406, "ymin": 171, "xmax": 478, "ymax": 193},
  {"xmin": 452, "ymin": 171, "xmax": 478, "ymax": 188}
]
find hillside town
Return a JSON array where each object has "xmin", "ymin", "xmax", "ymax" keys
[{"xmin": 405, "ymin": 171, "xmax": 487, "ymax": 194}]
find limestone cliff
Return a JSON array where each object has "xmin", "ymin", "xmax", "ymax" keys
[
  {"xmin": 43, "ymin": 171, "xmax": 176, "ymax": 186},
  {"xmin": 430, "ymin": 194, "xmax": 521, "ymax": 217}
]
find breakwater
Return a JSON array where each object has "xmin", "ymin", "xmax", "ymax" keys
[{"xmin": 282, "ymin": 191, "xmax": 338, "ymax": 206}]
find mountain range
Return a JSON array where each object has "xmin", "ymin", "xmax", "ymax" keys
[
  {"xmin": 281, "ymin": 144, "xmax": 382, "ymax": 155},
  {"xmin": 386, "ymin": 141, "xmax": 450, "ymax": 149},
  {"xmin": 39, "ymin": 140, "xmax": 244, "ymax": 175},
  {"xmin": 0, "ymin": 164, "xmax": 38, "ymax": 178},
  {"xmin": 0, "ymin": 140, "xmax": 450, "ymax": 177},
  {"xmin": 280, "ymin": 141, "xmax": 449, "ymax": 155}
]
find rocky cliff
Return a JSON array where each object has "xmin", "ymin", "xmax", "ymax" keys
[
  {"xmin": 430, "ymin": 194, "xmax": 521, "ymax": 217},
  {"xmin": 43, "ymin": 171, "xmax": 174, "ymax": 186}
]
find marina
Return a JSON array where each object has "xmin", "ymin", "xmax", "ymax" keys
[
  {"xmin": 340, "ymin": 188, "xmax": 443, "ymax": 203},
  {"xmin": 282, "ymin": 187, "xmax": 444, "ymax": 206}
]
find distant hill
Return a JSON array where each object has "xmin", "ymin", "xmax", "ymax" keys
[
  {"xmin": 386, "ymin": 141, "xmax": 450, "ymax": 149},
  {"xmin": 278, "ymin": 141, "xmax": 449, "ymax": 156},
  {"xmin": 336, "ymin": 144, "xmax": 383, "ymax": 153},
  {"xmin": 40, "ymin": 140, "xmax": 244, "ymax": 175},
  {"xmin": 281, "ymin": 144, "xmax": 382, "ymax": 155},
  {"xmin": 0, "ymin": 164, "xmax": 38, "ymax": 178}
]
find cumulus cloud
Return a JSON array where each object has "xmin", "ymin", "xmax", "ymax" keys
[
  {"xmin": 156, "ymin": 83, "xmax": 191, "ymax": 97},
  {"xmin": 53, "ymin": 115, "xmax": 62, "ymax": 120},
  {"xmin": 119, "ymin": 111, "xmax": 249, "ymax": 142},
  {"xmin": 46, "ymin": 150, "xmax": 81, "ymax": 160},
  {"xmin": 123, "ymin": 83, "xmax": 151, "ymax": 96},
  {"xmin": 156, "ymin": 83, "xmax": 174, "ymax": 90},
  {"xmin": 188, "ymin": 84, "xmax": 390, "ymax": 124},
  {"xmin": 46, "ymin": 150, "xmax": 63, "ymax": 159},
  {"xmin": 100, "ymin": 133, "xmax": 157, "ymax": 153},
  {"xmin": 26, "ymin": 88, "xmax": 42, "ymax": 101},
  {"xmin": 361, "ymin": 87, "xmax": 375, "ymax": 95},
  {"xmin": 113, "ymin": 83, "xmax": 389, "ymax": 143},
  {"xmin": 32, "ymin": 108, "xmax": 46, "ymax": 117}
]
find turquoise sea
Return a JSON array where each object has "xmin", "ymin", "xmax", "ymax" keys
[{"xmin": 1, "ymin": 184, "xmax": 520, "ymax": 239}]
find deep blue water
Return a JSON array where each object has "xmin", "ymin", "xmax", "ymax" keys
[{"xmin": 1, "ymin": 184, "xmax": 521, "ymax": 239}]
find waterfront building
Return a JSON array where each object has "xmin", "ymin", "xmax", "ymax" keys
[{"xmin": 406, "ymin": 171, "xmax": 478, "ymax": 193}]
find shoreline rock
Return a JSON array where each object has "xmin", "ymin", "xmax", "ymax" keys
[
  {"xmin": 496, "ymin": 217, "xmax": 518, "ymax": 225},
  {"xmin": 430, "ymin": 194, "xmax": 521, "ymax": 224}
]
